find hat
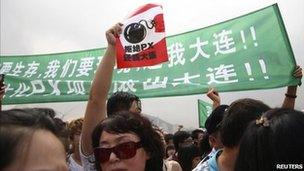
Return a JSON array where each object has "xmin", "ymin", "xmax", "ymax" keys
[{"xmin": 205, "ymin": 105, "xmax": 229, "ymax": 134}]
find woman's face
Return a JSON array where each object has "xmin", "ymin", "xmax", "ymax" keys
[
  {"xmin": 98, "ymin": 131, "xmax": 149, "ymax": 171},
  {"xmin": 71, "ymin": 134, "xmax": 80, "ymax": 153},
  {"xmin": 166, "ymin": 149, "xmax": 175, "ymax": 157},
  {"xmin": 192, "ymin": 156, "xmax": 202, "ymax": 169}
]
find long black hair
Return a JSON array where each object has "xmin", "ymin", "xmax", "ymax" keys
[
  {"xmin": 235, "ymin": 108, "xmax": 304, "ymax": 171},
  {"xmin": 178, "ymin": 144, "xmax": 202, "ymax": 171}
]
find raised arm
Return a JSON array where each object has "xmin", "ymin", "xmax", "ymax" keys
[
  {"xmin": 206, "ymin": 88, "xmax": 221, "ymax": 109},
  {"xmin": 282, "ymin": 65, "xmax": 302, "ymax": 109},
  {"xmin": 81, "ymin": 23, "xmax": 123, "ymax": 155}
]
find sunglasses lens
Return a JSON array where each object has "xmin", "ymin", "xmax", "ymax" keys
[
  {"xmin": 94, "ymin": 148, "xmax": 111, "ymax": 163},
  {"xmin": 94, "ymin": 142, "xmax": 141, "ymax": 163},
  {"xmin": 115, "ymin": 142, "xmax": 138, "ymax": 159}
]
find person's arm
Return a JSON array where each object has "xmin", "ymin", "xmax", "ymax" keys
[
  {"xmin": 282, "ymin": 66, "xmax": 302, "ymax": 109},
  {"xmin": 177, "ymin": 125, "xmax": 183, "ymax": 131},
  {"xmin": 81, "ymin": 23, "xmax": 122, "ymax": 155},
  {"xmin": 206, "ymin": 88, "xmax": 221, "ymax": 109},
  {"xmin": 169, "ymin": 160, "xmax": 183, "ymax": 171}
]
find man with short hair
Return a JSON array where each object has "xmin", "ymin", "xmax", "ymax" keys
[{"xmin": 106, "ymin": 91, "xmax": 141, "ymax": 117}]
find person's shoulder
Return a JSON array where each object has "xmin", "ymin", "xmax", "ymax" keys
[
  {"xmin": 164, "ymin": 160, "xmax": 182, "ymax": 171},
  {"xmin": 204, "ymin": 149, "xmax": 222, "ymax": 171},
  {"xmin": 168, "ymin": 160, "xmax": 181, "ymax": 168},
  {"xmin": 193, "ymin": 149, "xmax": 221, "ymax": 171}
]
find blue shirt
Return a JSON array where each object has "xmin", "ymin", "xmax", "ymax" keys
[{"xmin": 192, "ymin": 149, "xmax": 222, "ymax": 171}]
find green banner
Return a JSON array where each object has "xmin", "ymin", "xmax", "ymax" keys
[
  {"xmin": 0, "ymin": 4, "xmax": 299, "ymax": 105},
  {"xmin": 198, "ymin": 100, "xmax": 212, "ymax": 128}
]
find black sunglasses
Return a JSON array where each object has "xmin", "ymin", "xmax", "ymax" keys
[{"xmin": 94, "ymin": 141, "xmax": 142, "ymax": 163}]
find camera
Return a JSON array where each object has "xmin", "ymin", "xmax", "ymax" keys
[{"xmin": 0, "ymin": 74, "xmax": 4, "ymax": 88}]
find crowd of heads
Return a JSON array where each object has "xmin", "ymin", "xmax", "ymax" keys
[
  {"xmin": 1, "ymin": 93, "xmax": 304, "ymax": 171},
  {"xmin": 1, "ymin": 92, "xmax": 304, "ymax": 171}
]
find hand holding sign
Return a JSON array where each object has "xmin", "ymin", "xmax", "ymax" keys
[
  {"xmin": 116, "ymin": 4, "xmax": 168, "ymax": 68},
  {"xmin": 106, "ymin": 23, "xmax": 123, "ymax": 46}
]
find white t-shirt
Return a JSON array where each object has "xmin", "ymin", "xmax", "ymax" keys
[
  {"xmin": 79, "ymin": 136, "xmax": 97, "ymax": 171},
  {"xmin": 68, "ymin": 154, "xmax": 84, "ymax": 171}
]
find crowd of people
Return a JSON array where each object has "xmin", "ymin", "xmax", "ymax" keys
[{"xmin": 0, "ymin": 23, "xmax": 303, "ymax": 171}]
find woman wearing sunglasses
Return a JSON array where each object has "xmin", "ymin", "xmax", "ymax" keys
[{"xmin": 91, "ymin": 111, "xmax": 165, "ymax": 171}]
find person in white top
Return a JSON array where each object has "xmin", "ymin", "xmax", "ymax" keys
[
  {"xmin": 68, "ymin": 154, "xmax": 83, "ymax": 171},
  {"xmin": 68, "ymin": 118, "xmax": 84, "ymax": 171}
]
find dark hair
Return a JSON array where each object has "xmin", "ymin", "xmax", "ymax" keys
[
  {"xmin": 177, "ymin": 144, "xmax": 202, "ymax": 171},
  {"xmin": 92, "ymin": 111, "xmax": 164, "ymax": 171},
  {"xmin": 164, "ymin": 133, "xmax": 173, "ymax": 145},
  {"xmin": 191, "ymin": 129, "xmax": 205, "ymax": 140},
  {"xmin": 220, "ymin": 98, "xmax": 270, "ymax": 148},
  {"xmin": 173, "ymin": 131, "xmax": 191, "ymax": 151},
  {"xmin": 0, "ymin": 108, "xmax": 58, "ymax": 134},
  {"xmin": 205, "ymin": 105, "xmax": 229, "ymax": 135},
  {"xmin": 107, "ymin": 91, "xmax": 140, "ymax": 117},
  {"xmin": 0, "ymin": 108, "xmax": 59, "ymax": 169},
  {"xmin": 235, "ymin": 108, "xmax": 304, "ymax": 171},
  {"xmin": 30, "ymin": 108, "xmax": 69, "ymax": 152},
  {"xmin": 199, "ymin": 133, "xmax": 212, "ymax": 158}
]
